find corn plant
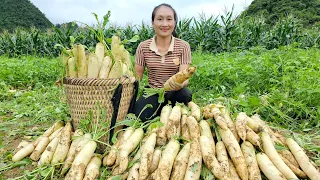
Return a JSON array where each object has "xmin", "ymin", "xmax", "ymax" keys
[
  {"xmin": 53, "ymin": 22, "xmax": 78, "ymax": 49},
  {"xmin": 0, "ymin": 10, "xmax": 319, "ymax": 57},
  {"xmin": 176, "ymin": 17, "xmax": 193, "ymax": 41},
  {"xmin": 234, "ymin": 16, "xmax": 266, "ymax": 49},
  {"xmin": 136, "ymin": 22, "xmax": 154, "ymax": 41},
  {"xmin": 265, "ymin": 15, "xmax": 302, "ymax": 49}
]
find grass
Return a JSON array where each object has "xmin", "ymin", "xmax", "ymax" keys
[
  {"xmin": 191, "ymin": 46, "xmax": 320, "ymax": 129},
  {"xmin": 0, "ymin": 56, "xmax": 68, "ymax": 124},
  {"xmin": 0, "ymin": 46, "xmax": 319, "ymax": 178}
]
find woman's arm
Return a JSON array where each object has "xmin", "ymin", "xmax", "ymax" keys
[
  {"xmin": 135, "ymin": 42, "xmax": 145, "ymax": 81},
  {"xmin": 135, "ymin": 64, "xmax": 144, "ymax": 80}
]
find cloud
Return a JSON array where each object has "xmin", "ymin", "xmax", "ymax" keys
[{"xmin": 30, "ymin": 0, "xmax": 253, "ymax": 26}]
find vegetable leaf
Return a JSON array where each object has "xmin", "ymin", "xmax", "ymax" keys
[
  {"xmin": 128, "ymin": 159, "xmax": 139, "ymax": 169},
  {"xmin": 111, "ymin": 175, "xmax": 123, "ymax": 180},
  {"xmin": 128, "ymin": 35, "xmax": 139, "ymax": 43},
  {"xmin": 143, "ymin": 88, "xmax": 165, "ymax": 103},
  {"xmin": 147, "ymin": 119, "xmax": 163, "ymax": 133},
  {"xmin": 103, "ymin": 11, "xmax": 111, "ymax": 28}
]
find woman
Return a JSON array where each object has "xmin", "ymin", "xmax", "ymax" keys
[{"xmin": 133, "ymin": 3, "xmax": 192, "ymax": 122}]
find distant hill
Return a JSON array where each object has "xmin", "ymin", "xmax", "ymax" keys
[
  {"xmin": 0, "ymin": 0, "xmax": 53, "ymax": 32},
  {"xmin": 243, "ymin": 0, "xmax": 320, "ymax": 27}
]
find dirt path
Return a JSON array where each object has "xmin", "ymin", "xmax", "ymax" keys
[{"xmin": 0, "ymin": 116, "xmax": 45, "ymax": 179}]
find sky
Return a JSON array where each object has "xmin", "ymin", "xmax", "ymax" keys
[{"xmin": 30, "ymin": 0, "xmax": 254, "ymax": 26}]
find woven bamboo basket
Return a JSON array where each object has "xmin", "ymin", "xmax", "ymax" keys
[{"xmin": 63, "ymin": 76, "xmax": 136, "ymax": 152}]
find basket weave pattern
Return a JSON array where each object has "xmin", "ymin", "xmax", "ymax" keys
[{"xmin": 63, "ymin": 77, "xmax": 135, "ymax": 147}]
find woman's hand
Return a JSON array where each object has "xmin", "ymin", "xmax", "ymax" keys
[{"xmin": 167, "ymin": 79, "xmax": 184, "ymax": 91}]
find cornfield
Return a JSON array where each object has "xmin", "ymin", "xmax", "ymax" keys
[{"xmin": 0, "ymin": 12, "xmax": 319, "ymax": 58}]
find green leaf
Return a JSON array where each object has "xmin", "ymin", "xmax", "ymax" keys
[
  {"xmin": 128, "ymin": 35, "xmax": 140, "ymax": 43},
  {"xmin": 54, "ymin": 44, "xmax": 64, "ymax": 49},
  {"xmin": 143, "ymin": 88, "xmax": 165, "ymax": 103},
  {"xmin": 111, "ymin": 175, "xmax": 123, "ymax": 180},
  {"xmin": 102, "ymin": 11, "xmax": 111, "ymax": 28},
  {"xmin": 274, "ymin": 143, "xmax": 288, "ymax": 150},
  {"xmin": 106, "ymin": 38, "xmax": 112, "ymax": 44},
  {"xmin": 40, "ymin": 167, "xmax": 51, "ymax": 177},
  {"xmin": 147, "ymin": 121, "xmax": 163, "ymax": 133},
  {"xmin": 70, "ymin": 36, "xmax": 75, "ymax": 45},
  {"xmin": 0, "ymin": 136, "xmax": 2, "ymax": 149},
  {"xmin": 122, "ymin": 39, "xmax": 128, "ymax": 44},
  {"xmin": 111, "ymin": 130, "xmax": 121, "ymax": 144},
  {"xmin": 238, "ymin": 99, "xmax": 249, "ymax": 107},
  {"xmin": 92, "ymin": 12, "xmax": 99, "ymax": 23},
  {"xmin": 117, "ymin": 119, "xmax": 136, "ymax": 127},
  {"xmin": 201, "ymin": 166, "xmax": 215, "ymax": 180},
  {"xmin": 248, "ymin": 96, "xmax": 261, "ymax": 106},
  {"xmin": 24, "ymin": 170, "xmax": 33, "ymax": 177},
  {"xmin": 302, "ymin": 128, "xmax": 312, "ymax": 132},
  {"xmin": 128, "ymin": 159, "xmax": 139, "ymax": 169}
]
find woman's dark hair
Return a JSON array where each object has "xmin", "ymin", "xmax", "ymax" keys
[{"xmin": 151, "ymin": 3, "xmax": 178, "ymax": 37}]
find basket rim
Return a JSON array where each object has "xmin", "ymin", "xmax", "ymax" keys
[{"xmin": 63, "ymin": 76, "xmax": 136, "ymax": 86}]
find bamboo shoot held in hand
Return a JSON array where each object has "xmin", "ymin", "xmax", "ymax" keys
[{"xmin": 164, "ymin": 66, "xmax": 197, "ymax": 91}]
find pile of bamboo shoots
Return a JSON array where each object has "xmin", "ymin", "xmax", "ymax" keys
[
  {"xmin": 103, "ymin": 102, "xmax": 320, "ymax": 180},
  {"xmin": 12, "ymin": 121, "xmax": 102, "ymax": 180},
  {"xmin": 11, "ymin": 101, "xmax": 320, "ymax": 180},
  {"xmin": 61, "ymin": 35, "xmax": 133, "ymax": 79}
]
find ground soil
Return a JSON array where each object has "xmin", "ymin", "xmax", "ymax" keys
[{"xmin": 0, "ymin": 116, "xmax": 43, "ymax": 179}]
